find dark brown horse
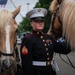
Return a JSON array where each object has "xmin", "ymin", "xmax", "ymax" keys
[
  {"xmin": 0, "ymin": 6, "xmax": 21, "ymax": 75},
  {"xmin": 48, "ymin": 0, "xmax": 75, "ymax": 51}
]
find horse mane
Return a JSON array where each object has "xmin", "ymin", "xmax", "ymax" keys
[
  {"xmin": 0, "ymin": 10, "xmax": 13, "ymax": 28},
  {"xmin": 61, "ymin": 0, "xmax": 75, "ymax": 50}
]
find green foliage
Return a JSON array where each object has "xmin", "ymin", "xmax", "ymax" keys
[
  {"xmin": 18, "ymin": 17, "xmax": 32, "ymax": 34},
  {"xmin": 19, "ymin": 0, "xmax": 52, "ymax": 33}
]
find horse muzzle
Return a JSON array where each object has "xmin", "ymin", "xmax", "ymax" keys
[{"xmin": 1, "ymin": 57, "xmax": 14, "ymax": 71}]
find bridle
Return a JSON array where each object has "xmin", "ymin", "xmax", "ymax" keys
[
  {"xmin": 0, "ymin": 42, "xmax": 17, "ymax": 75},
  {"xmin": 0, "ymin": 51, "xmax": 14, "ymax": 57},
  {"xmin": 0, "ymin": 41, "xmax": 17, "ymax": 57},
  {"xmin": 50, "ymin": 4, "xmax": 62, "ymax": 38}
]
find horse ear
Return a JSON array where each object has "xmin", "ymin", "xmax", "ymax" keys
[
  {"xmin": 13, "ymin": 5, "xmax": 21, "ymax": 18},
  {"xmin": 49, "ymin": 0, "xmax": 62, "ymax": 13}
]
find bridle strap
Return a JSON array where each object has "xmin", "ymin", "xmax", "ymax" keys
[
  {"xmin": 51, "ymin": 5, "xmax": 62, "ymax": 30},
  {"xmin": 0, "ymin": 42, "xmax": 17, "ymax": 57},
  {"xmin": 57, "ymin": 15, "xmax": 62, "ymax": 25},
  {"xmin": 50, "ymin": 5, "xmax": 62, "ymax": 38},
  {"xmin": 0, "ymin": 51, "xmax": 14, "ymax": 56}
]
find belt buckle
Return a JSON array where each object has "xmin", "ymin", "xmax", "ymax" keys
[{"xmin": 46, "ymin": 61, "xmax": 51, "ymax": 66}]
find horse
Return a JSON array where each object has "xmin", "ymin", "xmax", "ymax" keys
[
  {"xmin": 48, "ymin": 0, "xmax": 75, "ymax": 51},
  {"xmin": 0, "ymin": 6, "xmax": 21, "ymax": 75}
]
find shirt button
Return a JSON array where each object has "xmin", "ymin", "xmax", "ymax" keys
[
  {"xmin": 43, "ymin": 39, "xmax": 45, "ymax": 42},
  {"xmin": 47, "ymin": 58, "xmax": 50, "ymax": 60},
  {"xmin": 37, "ymin": 32, "xmax": 39, "ymax": 34},
  {"xmin": 47, "ymin": 53, "xmax": 49, "ymax": 55},
  {"xmin": 48, "ymin": 62, "xmax": 50, "ymax": 65},
  {"xmin": 46, "ymin": 48, "xmax": 48, "ymax": 51},
  {"xmin": 45, "ymin": 44, "xmax": 47, "ymax": 46},
  {"xmin": 46, "ymin": 61, "xmax": 50, "ymax": 66},
  {"xmin": 40, "ymin": 36, "xmax": 43, "ymax": 38}
]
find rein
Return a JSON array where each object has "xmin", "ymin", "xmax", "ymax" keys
[{"xmin": 59, "ymin": 54, "xmax": 75, "ymax": 69}]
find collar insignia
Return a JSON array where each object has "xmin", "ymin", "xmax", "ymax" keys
[{"xmin": 38, "ymin": 8, "xmax": 41, "ymax": 12}]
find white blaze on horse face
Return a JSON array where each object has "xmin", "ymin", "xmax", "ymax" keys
[{"xmin": 5, "ymin": 25, "xmax": 11, "ymax": 53}]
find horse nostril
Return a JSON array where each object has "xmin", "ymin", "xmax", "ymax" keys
[
  {"xmin": 2, "ymin": 59, "xmax": 14, "ymax": 70},
  {"xmin": 2, "ymin": 60, "xmax": 7, "ymax": 69},
  {"xmin": 3, "ymin": 60, "xmax": 6, "ymax": 65},
  {"xmin": 10, "ymin": 59, "xmax": 14, "ymax": 66}
]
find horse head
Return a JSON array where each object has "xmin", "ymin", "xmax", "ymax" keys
[
  {"xmin": 0, "ymin": 6, "xmax": 21, "ymax": 72},
  {"xmin": 48, "ymin": 0, "xmax": 63, "ymax": 39},
  {"xmin": 48, "ymin": 0, "xmax": 75, "ymax": 50}
]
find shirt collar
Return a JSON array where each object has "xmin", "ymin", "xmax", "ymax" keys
[{"xmin": 32, "ymin": 30, "xmax": 43, "ymax": 35}]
